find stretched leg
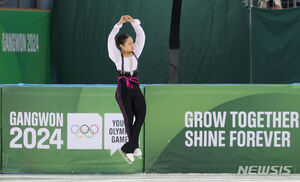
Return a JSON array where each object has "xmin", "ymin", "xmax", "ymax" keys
[
  {"xmin": 131, "ymin": 87, "xmax": 146, "ymax": 149},
  {"xmin": 115, "ymin": 84, "xmax": 134, "ymax": 153}
]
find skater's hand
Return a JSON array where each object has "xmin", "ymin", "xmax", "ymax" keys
[
  {"xmin": 126, "ymin": 15, "xmax": 134, "ymax": 23},
  {"xmin": 117, "ymin": 15, "xmax": 128, "ymax": 26}
]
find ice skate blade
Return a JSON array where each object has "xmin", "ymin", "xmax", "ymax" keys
[{"xmin": 119, "ymin": 149, "xmax": 133, "ymax": 164}]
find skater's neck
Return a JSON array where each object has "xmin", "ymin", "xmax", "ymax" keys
[{"xmin": 122, "ymin": 50, "xmax": 133, "ymax": 57}]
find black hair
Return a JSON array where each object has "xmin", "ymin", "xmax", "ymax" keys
[{"xmin": 116, "ymin": 34, "xmax": 130, "ymax": 45}]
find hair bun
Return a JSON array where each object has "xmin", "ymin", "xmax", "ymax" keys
[{"xmin": 115, "ymin": 34, "xmax": 130, "ymax": 46}]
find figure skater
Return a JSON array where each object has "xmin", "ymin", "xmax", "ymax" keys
[{"xmin": 107, "ymin": 15, "xmax": 146, "ymax": 164}]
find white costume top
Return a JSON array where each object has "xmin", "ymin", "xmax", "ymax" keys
[{"xmin": 107, "ymin": 19, "xmax": 145, "ymax": 75}]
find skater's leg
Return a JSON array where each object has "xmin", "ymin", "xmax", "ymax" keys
[
  {"xmin": 131, "ymin": 88, "xmax": 146, "ymax": 150},
  {"xmin": 115, "ymin": 85, "xmax": 135, "ymax": 154}
]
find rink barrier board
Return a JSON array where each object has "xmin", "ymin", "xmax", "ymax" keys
[
  {"xmin": 144, "ymin": 84, "xmax": 300, "ymax": 173},
  {"xmin": 1, "ymin": 85, "xmax": 144, "ymax": 174},
  {"xmin": 1, "ymin": 84, "xmax": 300, "ymax": 174}
]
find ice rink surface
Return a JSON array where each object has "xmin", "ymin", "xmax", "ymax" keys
[{"xmin": 1, "ymin": 173, "xmax": 300, "ymax": 182}]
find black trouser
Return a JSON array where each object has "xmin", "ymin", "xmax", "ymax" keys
[{"xmin": 115, "ymin": 78, "xmax": 146, "ymax": 153}]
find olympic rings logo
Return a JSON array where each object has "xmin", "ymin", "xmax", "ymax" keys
[{"xmin": 70, "ymin": 124, "xmax": 100, "ymax": 138}]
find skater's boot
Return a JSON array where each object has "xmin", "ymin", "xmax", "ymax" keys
[
  {"xmin": 119, "ymin": 142, "xmax": 135, "ymax": 164},
  {"xmin": 119, "ymin": 148, "xmax": 134, "ymax": 164},
  {"xmin": 133, "ymin": 148, "xmax": 142, "ymax": 159}
]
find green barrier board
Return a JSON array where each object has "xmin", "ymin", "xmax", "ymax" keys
[
  {"xmin": 145, "ymin": 84, "xmax": 300, "ymax": 173},
  {"xmin": 0, "ymin": 87, "xmax": 2, "ymax": 172},
  {"xmin": 2, "ymin": 86, "xmax": 144, "ymax": 173}
]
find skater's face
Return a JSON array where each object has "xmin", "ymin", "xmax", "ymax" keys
[{"xmin": 120, "ymin": 36, "xmax": 134, "ymax": 53}]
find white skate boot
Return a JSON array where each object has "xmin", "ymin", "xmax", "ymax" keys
[
  {"xmin": 119, "ymin": 149, "xmax": 135, "ymax": 164},
  {"xmin": 133, "ymin": 148, "xmax": 142, "ymax": 159}
]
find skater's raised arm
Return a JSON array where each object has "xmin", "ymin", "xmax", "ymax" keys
[
  {"xmin": 127, "ymin": 16, "xmax": 145, "ymax": 58},
  {"xmin": 107, "ymin": 16, "xmax": 127, "ymax": 63}
]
